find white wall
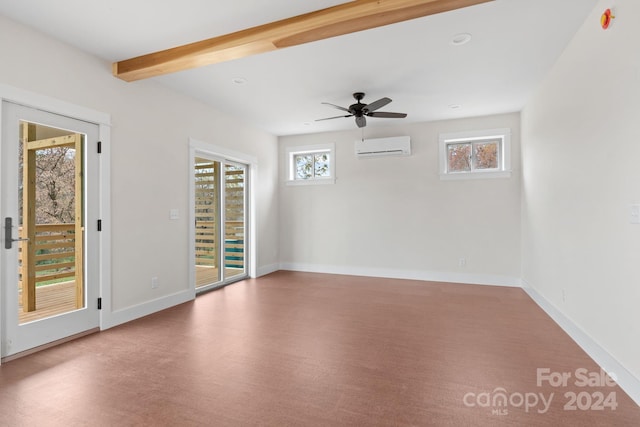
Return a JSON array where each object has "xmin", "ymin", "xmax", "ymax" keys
[
  {"xmin": 0, "ymin": 15, "xmax": 279, "ymax": 321},
  {"xmin": 7, "ymin": 3, "xmax": 638, "ymax": 400},
  {"xmin": 279, "ymin": 113, "xmax": 521, "ymax": 285},
  {"xmin": 522, "ymin": 0, "xmax": 640, "ymax": 385}
]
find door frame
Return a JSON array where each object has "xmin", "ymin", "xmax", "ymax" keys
[
  {"xmin": 0, "ymin": 84, "xmax": 111, "ymax": 362},
  {"xmin": 188, "ymin": 138, "xmax": 257, "ymax": 293}
]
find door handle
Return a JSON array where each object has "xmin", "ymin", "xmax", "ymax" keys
[{"xmin": 4, "ymin": 217, "xmax": 29, "ymax": 249}]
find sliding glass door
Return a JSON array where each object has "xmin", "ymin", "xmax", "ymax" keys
[{"xmin": 194, "ymin": 156, "xmax": 247, "ymax": 291}]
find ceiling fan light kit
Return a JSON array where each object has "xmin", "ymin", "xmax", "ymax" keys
[{"xmin": 317, "ymin": 92, "xmax": 407, "ymax": 128}]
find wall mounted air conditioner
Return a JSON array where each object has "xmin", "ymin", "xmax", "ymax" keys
[{"xmin": 355, "ymin": 136, "xmax": 411, "ymax": 158}]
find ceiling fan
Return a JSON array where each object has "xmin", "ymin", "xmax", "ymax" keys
[{"xmin": 317, "ymin": 92, "xmax": 407, "ymax": 128}]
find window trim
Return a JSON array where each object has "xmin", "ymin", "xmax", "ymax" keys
[
  {"xmin": 438, "ymin": 128, "xmax": 511, "ymax": 180},
  {"xmin": 285, "ymin": 143, "xmax": 335, "ymax": 186}
]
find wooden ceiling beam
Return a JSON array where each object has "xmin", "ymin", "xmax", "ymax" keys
[{"xmin": 113, "ymin": 0, "xmax": 493, "ymax": 82}]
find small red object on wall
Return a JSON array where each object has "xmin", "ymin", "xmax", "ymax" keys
[{"xmin": 601, "ymin": 8, "xmax": 614, "ymax": 30}]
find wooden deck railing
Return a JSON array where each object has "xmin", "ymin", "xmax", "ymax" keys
[
  {"xmin": 195, "ymin": 220, "xmax": 244, "ymax": 269},
  {"xmin": 19, "ymin": 223, "xmax": 79, "ymax": 311}
]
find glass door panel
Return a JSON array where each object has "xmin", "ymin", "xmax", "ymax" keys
[
  {"xmin": 224, "ymin": 163, "xmax": 246, "ymax": 280},
  {"xmin": 17, "ymin": 121, "xmax": 85, "ymax": 324},
  {"xmin": 194, "ymin": 158, "xmax": 221, "ymax": 288}
]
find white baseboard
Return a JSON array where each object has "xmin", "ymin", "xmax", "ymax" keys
[
  {"xmin": 256, "ymin": 263, "xmax": 280, "ymax": 277},
  {"xmin": 101, "ymin": 289, "xmax": 194, "ymax": 330},
  {"xmin": 279, "ymin": 262, "xmax": 521, "ymax": 287},
  {"xmin": 522, "ymin": 280, "xmax": 640, "ymax": 406}
]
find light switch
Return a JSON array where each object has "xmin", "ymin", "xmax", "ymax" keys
[
  {"xmin": 170, "ymin": 209, "xmax": 179, "ymax": 220},
  {"xmin": 631, "ymin": 204, "xmax": 640, "ymax": 224}
]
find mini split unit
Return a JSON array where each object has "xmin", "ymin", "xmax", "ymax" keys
[{"xmin": 354, "ymin": 136, "xmax": 411, "ymax": 158}]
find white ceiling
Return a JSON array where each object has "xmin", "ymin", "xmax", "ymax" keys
[{"xmin": 0, "ymin": 0, "xmax": 598, "ymax": 136}]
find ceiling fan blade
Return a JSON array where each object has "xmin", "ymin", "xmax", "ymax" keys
[
  {"xmin": 368, "ymin": 111, "xmax": 407, "ymax": 118},
  {"xmin": 355, "ymin": 116, "xmax": 367, "ymax": 128},
  {"xmin": 321, "ymin": 102, "xmax": 350, "ymax": 113},
  {"xmin": 316, "ymin": 114, "xmax": 352, "ymax": 121},
  {"xmin": 363, "ymin": 97, "xmax": 391, "ymax": 113}
]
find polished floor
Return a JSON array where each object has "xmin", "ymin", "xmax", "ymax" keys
[{"xmin": 0, "ymin": 271, "xmax": 638, "ymax": 426}]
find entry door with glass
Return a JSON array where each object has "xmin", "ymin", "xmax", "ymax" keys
[
  {"xmin": 1, "ymin": 102, "xmax": 100, "ymax": 358},
  {"xmin": 194, "ymin": 157, "xmax": 248, "ymax": 291}
]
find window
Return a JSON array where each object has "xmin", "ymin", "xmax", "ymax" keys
[
  {"xmin": 286, "ymin": 143, "xmax": 335, "ymax": 185},
  {"xmin": 294, "ymin": 152, "xmax": 330, "ymax": 179},
  {"xmin": 439, "ymin": 128, "xmax": 511, "ymax": 180}
]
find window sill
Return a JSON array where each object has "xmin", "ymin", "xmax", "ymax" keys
[
  {"xmin": 440, "ymin": 170, "xmax": 511, "ymax": 181},
  {"xmin": 286, "ymin": 178, "xmax": 336, "ymax": 186}
]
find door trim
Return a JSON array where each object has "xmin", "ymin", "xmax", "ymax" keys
[
  {"xmin": 188, "ymin": 138, "xmax": 257, "ymax": 294},
  {"xmin": 0, "ymin": 84, "xmax": 111, "ymax": 363}
]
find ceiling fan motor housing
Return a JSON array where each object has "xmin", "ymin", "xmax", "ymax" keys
[{"xmin": 350, "ymin": 92, "xmax": 366, "ymax": 116}]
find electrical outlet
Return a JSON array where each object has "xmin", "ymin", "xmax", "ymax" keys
[
  {"xmin": 151, "ymin": 277, "xmax": 158, "ymax": 289},
  {"xmin": 458, "ymin": 258, "xmax": 466, "ymax": 268}
]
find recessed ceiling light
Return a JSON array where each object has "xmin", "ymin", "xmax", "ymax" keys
[
  {"xmin": 449, "ymin": 104, "xmax": 462, "ymax": 110},
  {"xmin": 451, "ymin": 33, "xmax": 472, "ymax": 46},
  {"xmin": 232, "ymin": 77, "xmax": 247, "ymax": 85}
]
